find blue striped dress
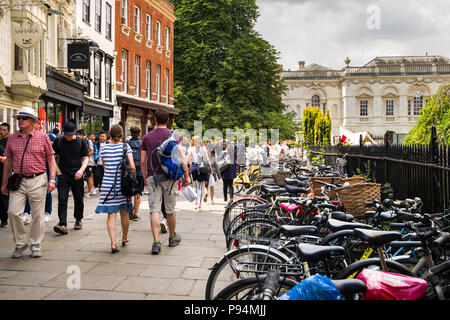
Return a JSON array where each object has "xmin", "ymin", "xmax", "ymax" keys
[{"xmin": 95, "ymin": 143, "xmax": 134, "ymax": 213}]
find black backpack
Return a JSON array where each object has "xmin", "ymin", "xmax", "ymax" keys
[{"xmin": 120, "ymin": 143, "xmax": 140, "ymax": 197}]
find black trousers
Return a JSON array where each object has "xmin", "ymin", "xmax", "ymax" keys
[
  {"xmin": 0, "ymin": 192, "xmax": 8, "ymax": 223},
  {"xmin": 223, "ymin": 179, "xmax": 234, "ymax": 201},
  {"xmin": 94, "ymin": 165, "xmax": 104, "ymax": 189},
  {"xmin": 57, "ymin": 173, "xmax": 84, "ymax": 226}
]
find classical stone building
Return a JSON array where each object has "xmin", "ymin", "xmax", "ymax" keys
[{"xmin": 282, "ymin": 56, "xmax": 450, "ymax": 144}]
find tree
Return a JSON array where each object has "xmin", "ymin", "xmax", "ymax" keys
[
  {"xmin": 170, "ymin": 0, "xmax": 291, "ymax": 135},
  {"xmin": 404, "ymin": 83, "xmax": 450, "ymax": 145},
  {"xmin": 302, "ymin": 107, "xmax": 321, "ymax": 144}
]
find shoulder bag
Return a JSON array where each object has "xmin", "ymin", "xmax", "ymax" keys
[{"xmin": 7, "ymin": 135, "xmax": 32, "ymax": 191}]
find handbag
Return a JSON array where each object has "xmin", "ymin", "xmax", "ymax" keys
[
  {"xmin": 182, "ymin": 185, "xmax": 197, "ymax": 202},
  {"xmin": 217, "ymin": 152, "xmax": 232, "ymax": 173},
  {"xmin": 7, "ymin": 135, "xmax": 32, "ymax": 191},
  {"xmin": 198, "ymin": 155, "xmax": 210, "ymax": 175},
  {"xmin": 120, "ymin": 143, "xmax": 140, "ymax": 197}
]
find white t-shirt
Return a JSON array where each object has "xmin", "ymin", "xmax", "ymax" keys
[
  {"xmin": 87, "ymin": 139, "xmax": 95, "ymax": 166},
  {"xmin": 187, "ymin": 146, "xmax": 207, "ymax": 164}
]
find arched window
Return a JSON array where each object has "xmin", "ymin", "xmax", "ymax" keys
[
  {"xmin": 413, "ymin": 94, "xmax": 423, "ymax": 115},
  {"xmin": 311, "ymin": 95, "xmax": 320, "ymax": 107}
]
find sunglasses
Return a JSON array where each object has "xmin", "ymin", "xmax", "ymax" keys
[{"xmin": 17, "ymin": 116, "xmax": 31, "ymax": 121}]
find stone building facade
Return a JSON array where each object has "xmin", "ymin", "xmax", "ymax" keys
[{"xmin": 283, "ymin": 56, "xmax": 450, "ymax": 144}]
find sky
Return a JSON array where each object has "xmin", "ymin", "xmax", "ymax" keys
[{"xmin": 254, "ymin": 0, "xmax": 450, "ymax": 71}]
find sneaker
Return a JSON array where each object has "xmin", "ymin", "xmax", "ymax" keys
[
  {"xmin": 168, "ymin": 233, "xmax": 181, "ymax": 247},
  {"xmin": 160, "ymin": 218, "xmax": 168, "ymax": 234},
  {"xmin": 204, "ymin": 194, "xmax": 208, "ymax": 203},
  {"xmin": 54, "ymin": 224, "xmax": 68, "ymax": 235},
  {"xmin": 74, "ymin": 220, "xmax": 82, "ymax": 230},
  {"xmin": 211, "ymin": 199, "xmax": 215, "ymax": 204},
  {"xmin": 151, "ymin": 241, "xmax": 161, "ymax": 255},
  {"xmin": 31, "ymin": 249, "xmax": 42, "ymax": 258},
  {"xmin": 44, "ymin": 213, "xmax": 51, "ymax": 223},
  {"xmin": 85, "ymin": 193, "xmax": 92, "ymax": 198},
  {"xmin": 92, "ymin": 188, "xmax": 97, "ymax": 195},
  {"xmin": 11, "ymin": 244, "xmax": 29, "ymax": 258},
  {"xmin": 0, "ymin": 221, "xmax": 8, "ymax": 228},
  {"xmin": 23, "ymin": 213, "xmax": 31, "ymax": 225}
]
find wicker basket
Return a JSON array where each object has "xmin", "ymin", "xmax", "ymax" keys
[
  {"xmin": 311, "ymin": 175, "xmax": 367, "ymax": 198},
  {"xmin": 335, "ymin": 182, "xmax": 381, "ymax": 218},
  {"xmin": 272, "ymin": 170, "xmax": 292, "ymax": 186}
]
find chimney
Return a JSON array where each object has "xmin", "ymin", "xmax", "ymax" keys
[{"xmin": 298, "ymin": 61, "xmax": 305, "ymax": 70}]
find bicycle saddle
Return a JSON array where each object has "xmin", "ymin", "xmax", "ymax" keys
[
  {"xmin": 327, "ymin": 218, "xmax": 372, "ymax": 232},
  {"xmin": 284, "ymin": 178, "xmax": 308, "ymax": 187},
  {"xmin": 296, "ymin": 243, "xmax": 345, "ymax": 263},
  {"xmin": 280, "ymin": 225, "xmax": 318, "ymax": 237},
  {"xmin": 280, "ymin": 202, "xmax": 301, "ymax": 212},
  {"xmin": 353, "ymin": 228, "xmax": 401, "ymax": 246},
  {"xmin": 330, "ymin": 211, "xmax": 355, "ymax": 222},
  {"xmin": 284, "ymin": 185, "xmax": 309, "ymax": 195},
  {"xmin": 332, "ymin": 279, "xmax": 367, "ymax": 295},
  {"xmin": 261, "ymin": 184, "xmax": 284, "ymax": 194}
]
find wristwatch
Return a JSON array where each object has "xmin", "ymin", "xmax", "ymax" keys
[{"xmin": 49, "ymin": 179, "xmax": 56, "ymax": 183}]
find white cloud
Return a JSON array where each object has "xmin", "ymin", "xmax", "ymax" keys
[{"xmin": 255, "ymin": 0, "xmax": 450, "ymax": 70}]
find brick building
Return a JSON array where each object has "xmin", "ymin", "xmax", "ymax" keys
[{"xmin": 115, "ymin": 0, "xmax": 178, "ymax": 136}]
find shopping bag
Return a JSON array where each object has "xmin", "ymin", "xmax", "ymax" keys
[
  {"xmin": 183, "ymin": 185, "xmax": 197, "ymax": 202},
  {"xmin": 277, "ymin": 274, "xmax": 343, "ymax": 300}
]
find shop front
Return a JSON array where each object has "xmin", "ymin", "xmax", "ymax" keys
[
  {"xmin": 116, "ymin": 93, "xmax": 179, "ymax": 138},
  {"xmin": 83, "ymin": 97, "xmax": 114, "ymax": 134}
]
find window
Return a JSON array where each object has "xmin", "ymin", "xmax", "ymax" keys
[
  {"xmin": 134, "ymin": 6, "xmax": 141, "ymax": 34},
  {"xmin": 105, "ymin": 59, "xmax": 112, "ymax": 101},
  {"xmin": 106, "ymin": 3, "xmax": 112, "ymax": 39},
  {"xmin": 408, "ymin": 100, "xmax": 411, "ymax": 116},
  {"xmin": 155, "ymin": 64, "xmax": 161, "ymax": 101},
  {"xmin": 413, "ymin": 95, "xmax": 423, "ymax": 115},
  {"xmin": 360, "ymin": 100, "xmax": 368, "ymax": 116},
  {"xmin": 14, "ymin": 45, "xmax": 23, "ymax": 71},
  {"xmin": 94, "ymin": 54, "xmax": 102, "ymax": 98},
  {"xmin": 121, "ymin": 0, "xmax": 128, "ymax": 25},
  {"xmin": 83, "ymin": 0, "xmax": 90, "ymax": 23},
  {"xmin": 146, "ymin": 61, "xmax": 151, "ymax": 99},
  {"xmin": 165, "ymin": 27, "xmax": 170, "ymax": 50},
  {"xmin": 145, "ymin": 14, "xmax": 151, "ymax": 40},
  {"xmin": 311, "ymin": 95, "xmax": 320, "ymax": 107},
  {"xmin": 386, "ymin": 100, "xmax": 394, "ymax": 116},
  {"xmin": 95, "ymin": 0, "xmax": 101, "ymax": 32},
  {"xmin": 122, "ymin": 49, "xmax": 128, "ymax": 92},
  {"xmin": 134, "ymin": 55, "xmax": 140, "ymax": 97},
  {"xmin": 165, "ymin": 68, "xmax": 169, "ymax": 103},
  {"xmin": 156, "ymin": 21, "xmax": 161, "ymax": 46}
]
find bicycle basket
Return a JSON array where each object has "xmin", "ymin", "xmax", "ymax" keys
[{"xmin": 335, "ymin": 182, "xmax": 380, "ymax": 218}]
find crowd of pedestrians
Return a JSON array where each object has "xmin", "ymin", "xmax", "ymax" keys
[{"xmin": 0, "ymin": 106, "xmax": 299, "ymax": 259}]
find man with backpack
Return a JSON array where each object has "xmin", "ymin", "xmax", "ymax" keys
[
  {"xmin": 127, "ymin": 126, "xmax": 143, "ymax": 221},
  {"xmin": 53, "ymin": 122, "xmax": 89, "ymax": 234},
  {"xmin": 141, "ymin": 110, "xmax": 190, "ymax": 255}
]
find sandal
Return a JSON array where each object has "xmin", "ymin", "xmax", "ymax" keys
[
  {"xmin": 122, "ymin": 238, "xmax": 129, "ymax": 247},
  {"xmin": 54, "ymin": 225, "xmax": 68, "ymax": 235},
  {"xmin": 111, "ymin": 243, "xmax": 120, "ymax": 254}
]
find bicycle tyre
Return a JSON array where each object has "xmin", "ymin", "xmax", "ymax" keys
[
  {"xmin": 226, "ymin": 219, "xmax": 282, "ymax": 251},
  {"xmin": 225, "ymin": 211, "xmax": 277, "ymax": 243},
  {"xmin": 205, "ymin": 245, "xmax": 292, "ymax": 300},
  {"xmin": 214, "ymin": 275, "xmax": 298, "ymax": 300},
  {"xmin": 222, "ymin": 197, "xmax": 267, "ymax": 235}
]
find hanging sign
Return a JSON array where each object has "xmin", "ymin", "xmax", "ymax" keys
[
  {"xmin": 12, "ymin": 20, "xmax": 44, "ymax": 49},
  {"xmin": 67, "ymin": 43, "xmax": 90, "ymax": 69}
]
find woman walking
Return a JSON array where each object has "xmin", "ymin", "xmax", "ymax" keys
[
  {"xmin": 219, "ymin": 140, "xmax": 236, "ymax": 204},
  {"xmin": 95, "ymin": 125, "xmax": 136, "ymax": 253},
  {"xmin": 187, "ymin": 136, "xmax": 212, "ymax": 210}
]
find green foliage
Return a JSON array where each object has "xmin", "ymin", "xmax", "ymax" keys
[
  {"xmin": 355, "ymin": 160, "xmax": 374, "ymax": 182},
  {"xmin": 169, "ymin": 0, "xmax": 292, "ymax": 135},
  {"xmin": 302, "ymin": 107, "xmax": 331, "ymax": 145},
  {"xmin": 404, "ymin": 83, "xmax": 450, "ymax": 146}
]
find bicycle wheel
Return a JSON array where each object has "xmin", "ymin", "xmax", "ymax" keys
[
  {"xmin": 205, "ymin": 245, "xmax": 292, "ymax": 300},
  {"xmin": 214, "ymin": 275, "xmax": 297, "ymax": 300},
  {"xmin": 222, "ymin": 197, "xmax": 267, "ymax": 234},
  {"xmin": 227, "ymin": 219, "xmax": 282, "ymax": 251},
  {"xmin": 225, "ymin": 211, "xmax": 276, "ymax": 243}
]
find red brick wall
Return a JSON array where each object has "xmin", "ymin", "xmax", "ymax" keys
[{"xmin": 115, "ymin": 0, "xmax": 174, "ymax": 104}]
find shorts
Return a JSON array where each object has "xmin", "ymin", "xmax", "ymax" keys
[
  {"xmin": 136, "ymin": 175, "xmax": 145, "ymax": 194},
  {"xmin": 147, "ymin": 177, "xmax": 177, "ymax": 214},
  {"xmin": 86, "ymin": 166, "xmax": 94, "ymax": 177}
]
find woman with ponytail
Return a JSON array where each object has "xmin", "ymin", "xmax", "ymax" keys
[{"xmin": 95, "ymin": 124, "xmax": 136, "ymax": 253}]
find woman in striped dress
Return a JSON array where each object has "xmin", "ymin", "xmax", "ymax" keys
[{"xmin": 95, "ymin": 125, "xmax": 136, "ymax": 253}]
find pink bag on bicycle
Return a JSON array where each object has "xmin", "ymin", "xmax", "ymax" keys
[{"xmin": 356, "ymin": 268, "xmax": 428, "ymax": 300}]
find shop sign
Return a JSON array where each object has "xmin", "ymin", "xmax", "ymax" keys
[
  {"xmin": 67, "ymin": 43, "xmax": 90, "ymax": 69},
  {"xmin": 12, "ymin": 21, "xmax": 44, "ymax": 49}
]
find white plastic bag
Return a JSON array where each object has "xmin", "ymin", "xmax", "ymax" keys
[
  {"xmin": 208, "ymin": 174, "xmax": 216, "ymax": 187},
  {"xmin": 183, "ymin": 185, "xmax": 197, "ymax": 202}
]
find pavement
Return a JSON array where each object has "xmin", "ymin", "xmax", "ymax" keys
[{"xmin": 0, "ymin": 182, "xmax": 228, "ymax": 300}]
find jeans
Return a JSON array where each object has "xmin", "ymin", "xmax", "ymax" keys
[
  {"xmin": 0, "ymin": 192, "xmax": 8, "ymax": 223},
  {"xmin": 223, "ymin": 179, "xmax": 234, "ymax": 201},
  {"xmin": 57, "ymin": 173, "xmax": 84, "ymax": 226}
]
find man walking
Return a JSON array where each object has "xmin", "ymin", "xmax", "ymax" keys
[
  {"xmin": 127, "ymin": 126, "xmax": 143, "ymax": 221},
  {"xmin": 53, "ymin": 122, "xmax": 89, "ymax": 234},
  {"xmin": 1, "ymin": 107, "xmax": 56, "ymax": 258},
  {"xmin": 141, "ymin": 110, "xmax": 189, "ymax": 254}
]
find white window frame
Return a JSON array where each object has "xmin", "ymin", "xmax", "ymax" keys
[
  {"xmin": 155, "ymin": 64, "xmax": 161, "ymax": 101},
  {"xmin": 165, "ymin": 68, "xmax": 169, "ymax": 103},
  {"xmin": 94, "ymin": 54, "xmax": 101, "ymax": 99},
  {"xmin": 105, "ymin": 3, "xmax": 112, "ymax": 39},
  {"xmin": 95, "ymin": 0, "xmax": 101, "ymax": 32},
  {"xmin": 105, "ymin": 60, "xmax": 111, "ymax": 101},
  {"xmin": 146, "ymin": 61, "xmax": 151, "ymax": 99},
  {"xmin": 122, "ymin": 49, "xmax": 128, "ymax": 93},
  {"xmin": 134, "ymin": 55, "xmax": 140, "ymax": 97},
  {"xmin": 413, "ymin": 95, "xmax": 423, "ymax": 115},
  {"xmin": 386, "ymin": 100, "xmax": 394, "ymax": 116},
  {"xmin": 156, "ymin": 21, "xmax": 161, "ymax": 46},
  {"xmin": 134, "ymin": 6, "xmax": 141, "ymax": 34},
  {"xmin": 145, "ymin": 14, "xmax": 151, "ymax": 40},
  {"xmin": 121, "ymin": 0, "xmax": 128, "ymax": 25},
  {"xmin": 83, "ymin": 0, "xmax": 90, "ymax": 23},
  {"xmin": 165, "ymin": 27, "xmax": 170, "ymax": 50}
]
